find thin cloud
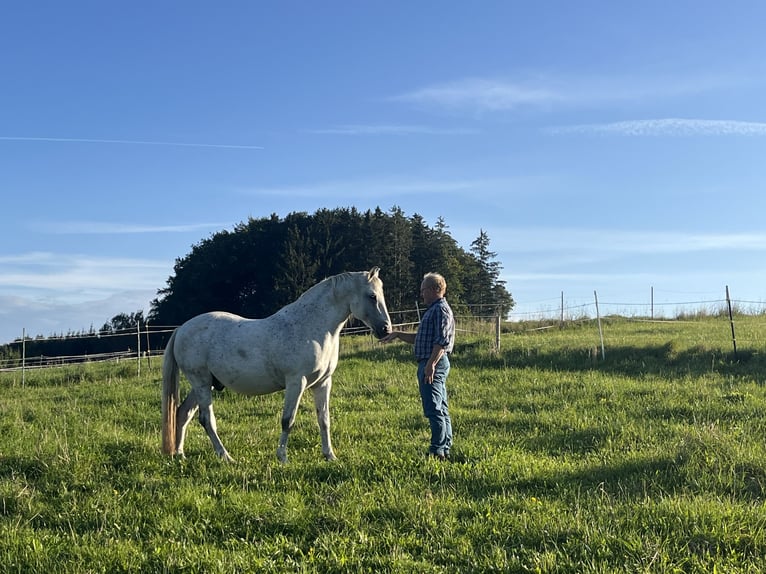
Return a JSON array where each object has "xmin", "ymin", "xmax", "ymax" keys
[
  {"xmin": 391, "ymin": 78, "xmax": 563, "ymax": 111},
  {"xmin": 0, "ymin": 136, "xmax": 264, "ymax": 150},
  {"xmin": 242, "ymin": 176, "xmax": 518, "ymax": 199},
  {"xmin": 0, "ymin": 252, "xmax": 55, "ymax": 264},
  {"xmin": 33, "ymin": 221, "xmax": 229, "ymax": 235},
  {"xmin": 0, "ymin": 252, "xmax": 169, "ymax": 293},
  {"xmin": 0, "ymin": 253, "xmax": 170, "ymax": 339},
  {"xmin": 461, "ymin": 227, "xmax": 766, "ymax": 255},
  {"xmin": 0, "ymin": 289, "xmax": 158, "ymax": 341},
  {"xmin": 391, "ymin": 75, "xmax": 731, "ymax": 113},
  {"xmin": 550, "ymin": 118, "xmax": 766, "ymax": 136},
  {"xmin": 306, "ymin": 124, "xmax": 479, "ymax": 136},
  {"xmin": 509, "ymin": 271, "xmax": 659, "ymax": 282}
]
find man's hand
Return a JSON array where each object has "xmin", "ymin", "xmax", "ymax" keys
[
  {"xmin": 381, "ymin": 331, "xmax": 417, "ymax": 345},
  {"xmin": 424, "ymin": 361, "xmax": 436, "ymax": 384},
  {"xmin": 380, "ymin": 331, "xmax": 399, "ymax": 344}
]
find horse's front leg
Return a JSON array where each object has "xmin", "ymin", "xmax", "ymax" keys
[
  {"xmin": 277, "ymin": 377, "xmax": 307, "ymax": 463},
  {"xmin": 312, "ymin": 378, "xmax": 336, "ymax": 461}
]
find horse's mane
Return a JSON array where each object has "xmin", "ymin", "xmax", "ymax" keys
[{"xmin": 297, "ymin": 271, "xmax": 358, "ymax": 301}]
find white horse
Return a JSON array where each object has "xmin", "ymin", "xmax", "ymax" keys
[{"xmin": 161, "ymin": 268, "xmax": 392, "ymax": 463}]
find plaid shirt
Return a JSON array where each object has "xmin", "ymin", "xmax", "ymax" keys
[{"xmin": 414, "ymin": 298, "xmax": 455, "ymax": 360}]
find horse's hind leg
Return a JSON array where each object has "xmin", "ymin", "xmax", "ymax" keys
[
  {"xmin": 195, "ymin": 385, "xmax": 235, "ymax": 463},
  {"xmin": 277, "ymin": 377, "xmax": 308, "ymax": 463},
  {"xmin": 175, "ymin": 393, "xmax": 199, "ymax": 457}
]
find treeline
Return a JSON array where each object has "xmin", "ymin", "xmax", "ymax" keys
[
  {"xmin": 1, "ymin": 207, "xmax": 512, "ymax": 364},
  {"xmin": 150, "ymin": 207, "xmax": 512, "ymax": 326},
  {"xmin": 0, "ymin": 312, "xmax": 148, "ymax": 367}
]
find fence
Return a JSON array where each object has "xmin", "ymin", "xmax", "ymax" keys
[
  {"xmin": 2, "ymin": 289, "xmax": 765, "ymax": 377},
  {"xmin": 0, "ymin": 305, "xmax": 502, "ymax": 376}
]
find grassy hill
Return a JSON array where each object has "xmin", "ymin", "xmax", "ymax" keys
[{"xmin": 1, "ymin": 315, "xmax": 766, "ymax": 572}]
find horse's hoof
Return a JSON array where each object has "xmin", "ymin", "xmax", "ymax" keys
[{"xmin": 217, "ymin": 450, "xmax": 235, "ymax": 463}]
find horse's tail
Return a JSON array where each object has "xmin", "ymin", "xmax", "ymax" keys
[{"xmin": 161, "ymin": 330, "xmax": 180, "ymax": 455}]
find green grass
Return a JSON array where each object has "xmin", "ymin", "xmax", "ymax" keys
[{"xmin": 2, "ymin": 316, "xmax": 766, "ymax": 572}]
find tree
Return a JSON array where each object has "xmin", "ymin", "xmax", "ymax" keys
[
  {"xmin": 101, "ymin": 310, "xmax": 145, "ymax": 334},
  {"xmin": 467, "ymin": 229, "xmax": 514, "ymax": 316}
]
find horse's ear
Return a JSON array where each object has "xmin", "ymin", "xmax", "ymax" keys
[{"xmin": 368, "ymin": 267, "xmax": 380, "ymax": 280}]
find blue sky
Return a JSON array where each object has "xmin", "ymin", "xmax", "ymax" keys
[{"xmin": 2, "ymin": 1, "xmax": 766, "ymax": 343}]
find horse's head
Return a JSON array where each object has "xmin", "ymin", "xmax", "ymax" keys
[{"xmin": 349, "ymin": 267, "xmax": 392, "ymax": 339}]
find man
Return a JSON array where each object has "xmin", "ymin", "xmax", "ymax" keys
[{"xmin": 382, "ymin": 272, "xmax": 455, "ymax": 460}]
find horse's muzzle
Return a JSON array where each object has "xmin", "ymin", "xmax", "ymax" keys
[{"xmin": 374, "ymin": 323, "xmax": 392, "ymax": 340}]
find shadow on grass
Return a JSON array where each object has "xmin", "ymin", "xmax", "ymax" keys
[
  {"xmin": 0, "ymin": 455, "xmax": 48, "ymax": 482},
  {"xmin": 453, "ymin": 450, "xmax": 766, "ymax": 505},
  {"xmin": 349, "ymin": 340, "xmax": 766, "ymax": 381},
  {"xmin": 438, "ymin": 422, "xmax": 766, "ymax": 506},
  {"xmin": 498, "ymin": 343, "xmax": 764, "ymax": 380},
  {"xmin": 516, "ymin": 455, "xmax": 680, "ymax": 497}
]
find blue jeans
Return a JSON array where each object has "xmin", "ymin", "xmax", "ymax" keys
[{"xmin": 417, "ymin": 355, "xmax": 453, "ymax": 457}]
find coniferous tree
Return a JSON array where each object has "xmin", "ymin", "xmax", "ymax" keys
[
  {"xmin": 275, "ymin": 213, "xmax": 319, "ymax": 303},
  {"xmin": 385, "ymin": 206, "xmax": 414, "ymax": 310},
  {"xmin": 467, "ymin": 229, "xmax": 514, "ymax": 316}
]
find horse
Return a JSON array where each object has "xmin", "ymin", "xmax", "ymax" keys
[{"xmin": 161, "ymin": 267, "xmax": 392, "ymax": 463}]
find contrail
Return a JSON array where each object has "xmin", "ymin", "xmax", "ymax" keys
[{"xmin": 0, "ymin": 136, "xmax": 264, "ymax": 150}]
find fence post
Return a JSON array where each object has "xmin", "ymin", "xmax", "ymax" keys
[
  {"xmin": 726, "ymin": 285, "xmax": 737, "ymax": 359},
  {"xmin": 22, "ymin": 328, "xmax": 26, "ymax": 387},
  {"xmin": 145, "ymin": 322, "xmax": 152, "ymax": 370},
  {"xmin": 136, "ymin": 322, "xmax": 141, "ymax": 377},
  {"xmin": 560, "ymin": 291, "xmax": 564, "ymax": 328},
  {"xmin": 594, "ymin": 290, "xmax": 605, "ymax": 361},
  {"xmin": 495, "ymin": 313, "xmax": 501, "ymax": 351}
]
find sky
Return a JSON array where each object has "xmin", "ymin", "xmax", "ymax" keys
[{"xmin": 2, "ymin": 1, "xmax": 766, "ymax": 344}]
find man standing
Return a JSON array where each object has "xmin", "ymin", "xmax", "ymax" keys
[{"xmin": 382, "ymin": 272, "xmax": 455, "ymax": 460}]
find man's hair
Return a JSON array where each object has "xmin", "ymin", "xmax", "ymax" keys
[{"xmin": 423, "ymin": 272, "xmax": 447, "ymax": 295}]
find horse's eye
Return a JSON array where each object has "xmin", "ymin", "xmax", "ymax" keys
[{"xmin": 369, "ymin": 293, "xmax": 378, "ymax": 302}]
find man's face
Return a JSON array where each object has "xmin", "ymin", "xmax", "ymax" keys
[{"xmin": 420, "ymin": 281, "xmax": 438, "ymax": 305}]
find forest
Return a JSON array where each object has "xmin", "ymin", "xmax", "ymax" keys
[{"xmin": 1, "ymin": 207, "xmax": 512, "ymax": 363}]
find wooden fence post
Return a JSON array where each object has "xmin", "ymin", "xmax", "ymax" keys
[
  {"xmin": 145, "ymin": 322, "xmax": 152, "ymax": 370},
  {"xmin": 560, "ymin": 291, "xmax": 564, "ymax": 328},
  {"xmin": 726, "ymin": 285, "xmax": 737, "ymax": 358},
  {"xmin": 594, "ymin": 290, "xmax": 605, "ymax": 361},
  {"xmin": 22, "ymin": 328, "xmax": 26, "ymax": 387},
  {"xmin": 136, "ymin": 322, "xmax": 142, "ymax": 377},
  {"xmin": 495, "ymin": 313, "xmax": 501, "ymax": 351}
]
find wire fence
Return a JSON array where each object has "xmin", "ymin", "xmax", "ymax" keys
[
  {"xmin": 2, "ymin": 291, "xmax": 765, "ymax": 375},
  {"xmin": 507, "ymin": 291, "xmax": 766, "ymax": 323},
  {"xmin": 0, "ymin": 304, "xmax": 503, "ymax": 373}
]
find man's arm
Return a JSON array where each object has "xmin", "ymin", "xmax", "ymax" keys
[
  {"xmin": 381, "ymin": 331, "xmax": 416, "ymax": 344},
  {"xmin": 423, "ymin": 344, "xmax": 446, "ymax": 384}
]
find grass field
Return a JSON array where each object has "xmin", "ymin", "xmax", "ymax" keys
[{"xmin": 2, "ymin": 315, "xmax": 766, "ymax": 572}]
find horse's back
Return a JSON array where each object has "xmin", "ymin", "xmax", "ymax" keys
[
  {"xmin": 173, "ymin": 311, "xmax": 290, "ymax": 394},
  {"xmin": 174, "ymin": 312, "xmax": 253, "ymax": 366},
  {"xmin": 175, "ymin": 311, "xmax": 248, "ymax": 347}
]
